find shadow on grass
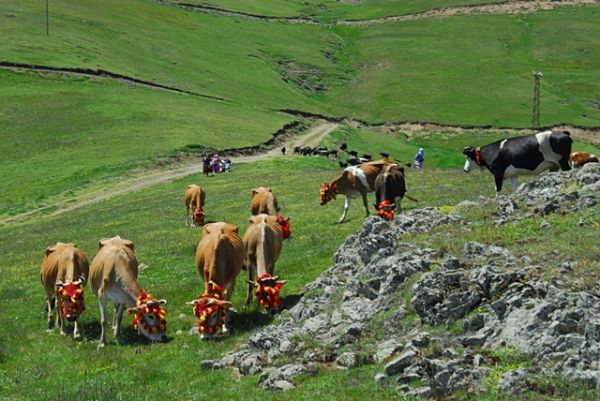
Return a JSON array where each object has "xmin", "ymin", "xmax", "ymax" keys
[
  {"xmin": 229, "ymin": 293, "xmax": 304, "ymax": 335},
  {"xmin": 80, "ymin": 321, "xmax": 173, "ymax": 345}
]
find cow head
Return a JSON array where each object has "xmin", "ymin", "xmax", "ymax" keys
[
  {"xmin": 320, "ymin": 183, "xmax": 337, "ymax": 205},
  {"xmin": 463, "ymin": 147, "xmax": 482, "ymax": 172},
  {"xmin": 375, "ymin": 200, "xmax": 395, "ymax": 221},
  {"xmin": 187, "ymin": 281, "xmax": 231, "ymax": 336},
  {"xmin": 249, "ymin": 273, "xmax": 288, "ymax": 314},
  {"xmin": 128, "ymin": 291, "xmax": 168, "ymax": 342},
  {"xmin": 56, "ymin": 277, "xmax": 86, "ymax": 322},
  {"xmin": 192, "ymin": 207, "xmax": 205, "ymax": 226}
]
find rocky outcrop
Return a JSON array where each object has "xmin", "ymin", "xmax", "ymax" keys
[{"xmin": 202, "ymin": 164, "xmax": 600, "ymax": 395}]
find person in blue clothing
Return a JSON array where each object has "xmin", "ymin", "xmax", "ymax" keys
[{"xmin": 415, "ymin": 148, "xmax": 425, "ymax": 169}]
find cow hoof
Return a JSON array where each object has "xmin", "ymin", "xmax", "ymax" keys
[
  {"xmin": 60, "ymin": 331, "xmax": 68, "ymax": 337},
  {"xmin": 97, "ymin": 343, "xmax": 106, "ymax": 350},
  {"xmin": 73, "ymin": 333, "xmax": 82, "ymax": 340}
]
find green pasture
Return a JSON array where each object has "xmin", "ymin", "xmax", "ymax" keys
[
  {"xmin": 2, "ymin": 1, "xmax": 600, "ymax": 128},
  {"xmin": 0, "ymin": 69, "xmax": 291, "ymax": 217},
  {"xmin": 327, "ymin": 7, "xmax": 600, "ymax": 126},
  {"xmin": 169, "ymin": 0, "xmax": 506, "ymax": 21}
]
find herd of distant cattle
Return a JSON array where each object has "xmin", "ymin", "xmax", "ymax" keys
[{"xmin": 40, "ymin": 130, "xmax": 598, "ymax": 346}]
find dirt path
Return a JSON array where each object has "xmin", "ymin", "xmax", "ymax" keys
[
  {"xmin": 0, "ymin": 121, "xmax": 338, "ymax": 225},
  {"xmin": 172, "ymin": 0, "xmax": 599, "ymax": 26}
]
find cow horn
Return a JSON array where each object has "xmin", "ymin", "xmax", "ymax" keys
[
  {"xmin": 247, "ymin": 280, "xmax": 258, "ymax": 287},
  {"xmin": 55, "ymin": 280, "xmax": 64, "ymax": 288},
  {"xmin": 186, "ymin": 299, "xmax": 199, "ymax": 306},
  {"xmin": 158, "ymin": 299, "xmax": 167, "ymax": 305},
  {"xmin": 276, "ymin": 280, "xmax": 289, "ymax": 286},
  {"xmin": 272, "ymin": 276, "xmax": 280, "ymax": 281}
]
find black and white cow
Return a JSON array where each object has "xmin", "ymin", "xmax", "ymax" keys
[{"xmin": 463, "ymin": 130, "xmax": 572, "ymax": 194}]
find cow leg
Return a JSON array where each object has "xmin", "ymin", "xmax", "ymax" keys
[
  {"xmin": 494, "ymin": 172, "xmax": 505, "ymax": 196},
  {"xmin": 245, "ymin": 265, "xmax": 255, "ymax": 307},
  {"xmin": 223, "ymin": 282, "xmax": 236, "ymax": 334},
  {"xmin": 113, "ymin": 303, "xmax": 125, "ymax": 341},
  {"xmin": 46, "ymin": 295, "xmax": 56, "ymax": 330},
  {"xmin": 57, "ymin": 298, "xmax": 68, "ymax": 336},
  {"xmin": 558, "ymin": 155, "xmax": 571, "ymax": 171},
  {"xmin": 339, "ymin": 197, "xmax": 353, "ymax": 224},
  {"xmin": 98, "ymin": 296, "xmax": 109, "ymax": 347},
  {"xmin": 361, "ymin": 192, "xmax": 370, "ymax": 217},
  {"xmin": 73, "ymin": 314, "xmax": 82, "ymax": 340}
]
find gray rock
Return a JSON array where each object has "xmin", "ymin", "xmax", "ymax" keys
[
  {"xmin": 375, "ymin": 339, "xmax": 403, "ymax": 363},
  {"xmin": 385, "ymin": 350, "xmax": 417, "ymax": 376},
  {"xmin": 336, "ymin": 352, "xmax": 359, "ymax": 368},
  {"xmin": 374, "ymin": 373, "xmax": 387, "ymax": 383},
  {"xmin": 266, "ymin": 380, "xmax": 295, "ymax": 391},
  {"xmin": 497, "ymin": 368, "xmax": 528, "ymax": 393}
]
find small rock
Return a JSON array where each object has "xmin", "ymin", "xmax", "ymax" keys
[
  {"xmin": 374, "ymin": 373, "xmax": 387, "ymax": 383},
  {"xmin": 336, "ymin": 352, "xmax": 359, "ymax": 368},
  {"xmin": 539, "ymin": 220, "xmax": 550, "ymax": 229},
  {"xmin": 269, "ymin": 380, "xmax": 295, "ymax": 391}
]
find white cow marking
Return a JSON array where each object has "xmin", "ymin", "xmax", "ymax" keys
[{"xmin": 345, "ymin": 166, "xmax": 370, "ymax": 190}]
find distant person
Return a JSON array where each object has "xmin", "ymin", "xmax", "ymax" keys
[
  {"xmin": 415, "ymin": 148, "xmax": 425, "ymax": 169},
  {"xmin": 281, "ymin": 146, "xmax": 286, "ymax": 155},
  {"xmin": 202, "ymin": 155, "xmax": 211, "ymax": 177},
  {"xmin": 223, "ymin": 158, "xmax": 232, "ymax": 172},
  {"xmin": 212, "ymin": 153, "xmax": 221, "ymax": 174}
]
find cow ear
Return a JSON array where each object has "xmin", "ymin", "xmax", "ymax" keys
[
  {"xmin": 98, "ymin": 238, "xmax": 109, "ymax": 249},
  {"xmin": 399, "ymin": 167, "xmax": 405, "ymax": 174},
  {"xmin": 226, "ymin": 224, "xmax": 239, "ymax": 234},
  {"xmin": 463, "ymin": 147, "xmax": 473, "ymax": 156},
  {"xmin": 122, "ymin": 240, "xmax": 134, "ymax": 252},
  {"xmin": 45, "ymin": 245, "xmax": 57, "ymax": 256},
  {"xmin": 251, "ymin": 189, "xmax": 258, "ymax": 197},
  {"xmin": 267, "ymin": 188, "xmax": 272, "ymax": 193}
]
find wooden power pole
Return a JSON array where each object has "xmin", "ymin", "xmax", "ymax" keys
[{"xmin": 532, "ymin": 71, "xmax": 543, "ymax": 128}]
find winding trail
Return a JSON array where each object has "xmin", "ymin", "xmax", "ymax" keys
[
  {"xmin": 0, "ymin": 121, "xmax": 338, "ymax": 226},
  {"xmin": 172, "ymin": 0, "xmax": 598, "ymax": 25}
]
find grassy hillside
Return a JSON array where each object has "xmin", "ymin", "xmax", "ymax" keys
[
  {"xmin": 0, "ymin": 69, "xmax": 292, "ymax": 216},
  {"xmin": 326, "ymin": 7, "xmax": 600, "ymax": 126},
  {"xmin": 170, "ymin": 0, "xmax": 506, "ymax": 20}
]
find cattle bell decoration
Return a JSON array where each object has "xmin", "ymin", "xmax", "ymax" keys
[
  {"xmin": 376, "ymin": 200, "xmax": 395, "ymax": 221},
  {"xmin": 57, "ymin": 283, "xmax": 86, "ymax": 318},
  {"xmin": 277, "ymin": 216, "xmax": 291, "ymax": 239},
  {"xmin": 131, "ymin": 291, "xmax": 167, "ymax": 335},
  {"xmin": 193, "ymin": 207, "xmax": 205, "ymax": 226},
  {"xmin": 255, "ymin": 273, "xmax": 285, "ymax": 310},
  {"xmin": 194, "ymin": 282, "xmax": 227, "ymax": 335}
]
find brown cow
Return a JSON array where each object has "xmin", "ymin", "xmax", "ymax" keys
[
  {"xmin": 184, "ymin": 184, "xmax": 206, "ymax": 226},
  {"xmin": 320, "ymin": 159, "xmax": 397, "ymax": 223},
  {"xmin": 189, "ymin": 222, "xmax": 244, "ymax": 338},
  {"xmin": 570, "ymin": 151, "xmax": 599, "ymax": 168},
  {"xmin": 374, "ymin": 164, "xmax": 418, "ymax": 220},
  {"xmin": 89, "ymin": 236, "xmax": 167, "ymax": 347},
  {"xmin": 243, "ymin": 214, "xmax": 287, "ymax": 313},
  {"xmin": 250, "ymin": 187, "xmax": 279, "ymax": 216},
  {"xmin": 40, "ymin": 242, "xmax": 89, "ymax": 339}
]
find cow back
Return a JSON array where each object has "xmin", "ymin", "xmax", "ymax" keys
[
  {"xmin": 374, "ymin": 164, "xmax": 406, "ymax": 203},
  {"xmin": 243, "ymin": 215, "xmax": 283, "ymax": 275},
  {"xmin": 184, "ymin": 184, "xmax": 205, "ymax": 209},
  {"xmin": 89, "ymin": 236, "xmax": 140, "ymax": 297},
  {"xmin": 41, "ymin": 243, "xmax": 89, "ymax": 295},
  {"xmin": 196, "ymin": 222, "xmax": 244, "ymax": 287},
  {"xmin": 250, "ymin": 187, "xmax": 279, "ymax": 216}
]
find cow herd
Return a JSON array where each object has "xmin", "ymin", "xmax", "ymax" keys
[
  {"xmin": 40, "ymin": 187, "xmax": 289, "ymax": 346},
  {"xmin": 40, "ymin": 130, "xmax": 597, "ymax": 346}
]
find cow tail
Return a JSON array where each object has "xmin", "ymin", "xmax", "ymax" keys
[
  {"xmin": 404, "ymin": 194, "xmax": 419, "ymax": 203},
  {"xmin": 256, "ymin": 223, "xmax": 267, "ymax": 276}
]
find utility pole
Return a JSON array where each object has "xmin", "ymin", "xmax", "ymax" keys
[
  {"xmin": 46, "ymin": 0, "xmax": 49, "ymax": 36},
  {"xmin": 532, "ymin": 71, "xmax": 543, "ymax": 128}
]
